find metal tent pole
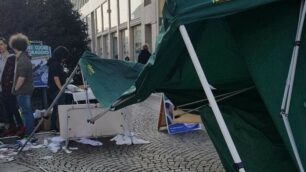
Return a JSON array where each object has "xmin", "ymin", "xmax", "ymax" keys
[
  {"xmin": 280, "ymin": 0, "xmax": 306, "ymax": 171},
  {"xmin": 18, "ymin": 64, "xmax": 80, "ymax": 154},
  {"xmin": 80, "ymin": 67, "xmax": 93, "ymax": 120},
  {"xmin": 179, "ymin": 25, "xmax": 245, "ymax": 172}
]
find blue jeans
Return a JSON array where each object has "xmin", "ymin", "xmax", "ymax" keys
[{"xmin": 16, "ymin": 95, "xmax": 34, "ymax": 135}]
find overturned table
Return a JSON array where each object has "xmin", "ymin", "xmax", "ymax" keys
[{"xmin": 59, "ymin": 89, "xmax": 124, "ymax": 146}]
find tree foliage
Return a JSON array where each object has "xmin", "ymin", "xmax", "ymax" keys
[{"xmin": 0, "ymin": 0, "xmax": 88, "ymax": 68}]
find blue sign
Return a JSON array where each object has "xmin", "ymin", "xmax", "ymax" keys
[
  {"xmin": 27, "ymin": 45, "xmax": 51, "ymax": 59},
  {"xmin": 163, "ymin": 95, "xmax": 202, "ymax": 134},
  {"xmin": 28, "ymin": 44, "xmax": 51, "ymax": 88}
]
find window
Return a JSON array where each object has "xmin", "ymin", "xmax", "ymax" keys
[
  {"xmin": 86, "ymin": 14, "xmax": 92, "ymax": 38},
  {"xmin": 97, "ymin": 36, "xmax": 102, "ymax": 56},
  {"xmin": 110, "ymin": 0, "xmax": 118, "ymax": 28},
  {"xmin": 132, "ymin": 25, "xmax": 141, "ymax": 60},
  {"xmin": 87, "ymin": 40, "xmax": 92, "ymax": 51},
  {"xmin": 119, "ymin": 0, "xmax": 128, "ymax": 24},
  {"xmin": 96, "ymin": 7, "xmax": 102, "ymax": 33},
  {"xmin": 145, "ymin": 24, "xmax": 152, "ymax": 50},
  {"xmin": 130, "ymin": 0, "xmax": 142, "ymax": 20},
  {"xmin": 102, "ymin": 2, "xmax": 109, "ymax": 31},
  {"xmin": 103, "ymin": 35, "xmax": 109, "ymax": 58},
  {"xmin": 144, "ymin": 0, "xmax": 151, "ymax": 6},
  {"xmin": 120, "ymin": 29, "xmax": 129, "ymax": 59},
  {"xmin": 111, "ymin": 32, "xmax": 118, "ymax": 59},
  {"xmin": 80, "ymin": 0, "xmax": 89, "ymax": 8}
]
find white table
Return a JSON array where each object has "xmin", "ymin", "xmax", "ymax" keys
[
  {"xmin": 59, "ymin": 103, "xmax": 124, "ymax": 140},
  {"xmin": 61, "ymin": 88, "xmax": 124, "ymax": 147},
  {"xmin": 60, "ymin": 87, "xmax": 149, "ymax": 146},
  {"xmin": 65, "ymin": 88, "xmax": 96, "ymax": 103}
]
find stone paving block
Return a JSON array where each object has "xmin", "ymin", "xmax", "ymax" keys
[
  {"xmin": 0, "ymin": 95, "xmax": 224, "ymax": 172},
  {"xmin": 0, "ymin": 163, "xmax": 35, "ymax": 172}
]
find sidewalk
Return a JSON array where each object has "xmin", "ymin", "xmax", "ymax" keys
[{"xmin": 0, "ymin": 94, "xmax": 224, "ymax": 172}]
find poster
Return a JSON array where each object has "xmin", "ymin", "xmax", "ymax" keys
[
  {"xmin": 27, "ymin": 45, "xmax": 51, "ymax": 88},
  {"xmin": 162, "ymin": 94, "xmax": 202, "ymax": 134}
]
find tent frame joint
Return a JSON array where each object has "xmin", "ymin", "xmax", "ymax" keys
[
  {"xmin": 280, "ymin": 110, "xmax": 288, "ymax": 118},
  {"xmin": 233, "ymin": 162, "xmax": 244, "ymax": 172},
  {"xmin": 294, "ymin": 40, "xmax": 301, "ymax": 46}
]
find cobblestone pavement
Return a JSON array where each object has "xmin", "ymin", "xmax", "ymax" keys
[{"xmin": 1, "ymin": 94, "xmax": 224, "ymax": 172}]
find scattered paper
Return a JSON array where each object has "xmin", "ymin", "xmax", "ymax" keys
[
  {"xmin": 111, "ymin": 133, "xmax": 149, "ymax": 145},
  {"xmin": 33, "ymin": 109, "xmax": 46, "ymax": 119},
  {"xmin": 43, "ymin": 136, "xmax": 66, "ymax": 153},
  {"xmin": 31, "ymin": 144, "xmax": 44, "ymax": 149},
  {"xmin": 62, "ymin": 146, "xmax": 72, "ymax": 154},
  {"xmin": 0, "ymin": 148, "xmax": 8, "ymax": 152},
  {"xmin": 43, "ymin": 139, "xmax": 48, "ymax": 146},
  {"xmin": 48, "ymin": 142, "xmax": 61, "ymax": 153},
  {"xmin": 19, "ymin": 146, "xmax": 30, "ymax": 152},
  {"xmin": 6, "ymin": 157, "xmax": 14, "ymax": 162},
  {"xmin": 0, "ymin": 149, "xmax": 16, "ymax": 161},
  {"xmin": 75, "ymin": 138, "xmax": 102, "ymax": 146},
  {"xmin": 18, "ymin": 139, "xmax": 28, "ymax": 145},
  {"xmin": 111, "ymin": 134, "xmax": 132, "ymax": 145},
  {"xmin": 67, "ymin": 84, "xmax": 82, "ymax": 92},
  {"xmin": 50, "ymin": 136, "xmax": 65, "ymax": 143},
  {"xmin": 6, "ymin": 152, "xmax": 17, "ymax": 156}
]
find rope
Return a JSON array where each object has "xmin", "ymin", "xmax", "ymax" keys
[
  {"xmin": 174, "ymin": 86, "xmax": 255, "ymax": 116},
  {"xmin": 177, "ymin": 86, "xmax": 255, "ymax": 109}
]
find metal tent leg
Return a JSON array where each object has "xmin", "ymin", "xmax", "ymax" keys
[
  {"xmin": 179, "ymin": 25, "xmax": 245, "ymax": 172},
  {"xmin": 17, "ymin": 64, "xmax": 80, "ymax": 154},
  {"xmin": 279, "ymin": 0, "xmax": 306, "ymax": 171}
]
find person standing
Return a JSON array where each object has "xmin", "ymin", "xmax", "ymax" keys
[
  {"xmin": 0, "ymin": 37, "xmax": 24, "ymax": 136},
  {"xmin": 137, "ymin": 44, "xmax": 151, "ymax": 64},
  {"xmin": 9, "ymin": 33, "xmax": 34, "ymax": 136},
  {"xmin": 0, "ymin": 37, "xmax": 8, "ymax": 128},
  {"xmin": 47, "ymin": 46, "xmax": 69, "ymax": 131}
]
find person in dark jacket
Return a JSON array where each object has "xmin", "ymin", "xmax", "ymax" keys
[
  {"xmin": 47, "ymin": 46, "xmax": 69, "ymax": 131},
  {"xmin": 1, "ymin": 49, "xmax": 25, "ymax": 136},
  {"xmin": 137, "ymin": 44, "xmax": 151, "ymax": 64},
  {"xmin": 0, "ymin": 37, "xmax": 24, "ymax": 136}
]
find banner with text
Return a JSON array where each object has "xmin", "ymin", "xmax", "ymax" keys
[{"xmin": 27, "ymin": 45, "xmax": 51, "ymax": 88}]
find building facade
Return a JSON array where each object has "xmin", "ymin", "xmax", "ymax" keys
[{"xmin": 71, "ymin": 0, "xmax": 165, "ymax": 62}]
